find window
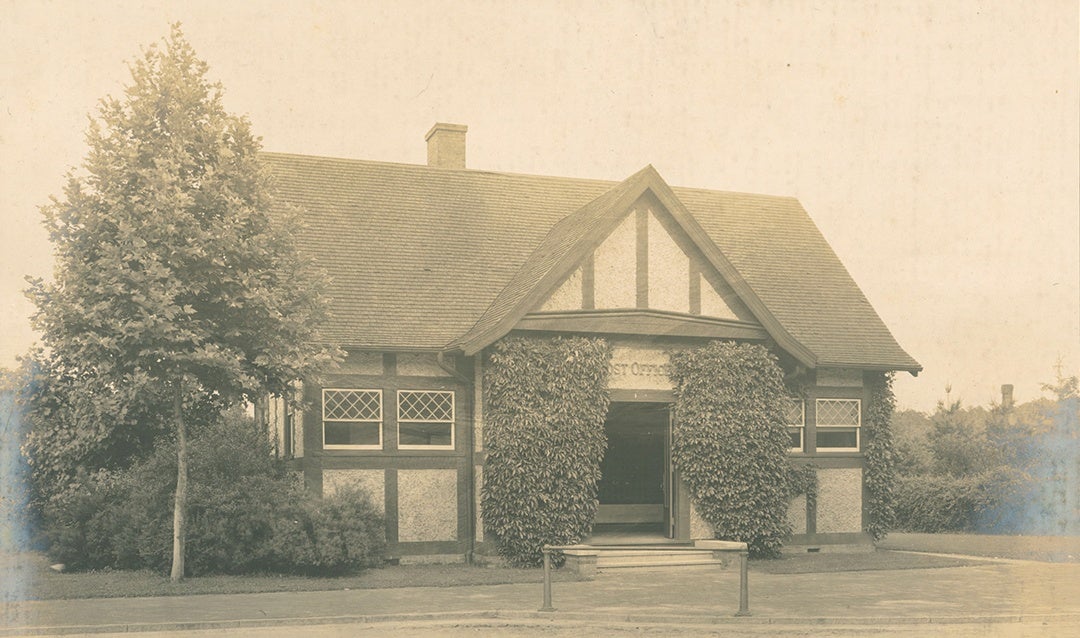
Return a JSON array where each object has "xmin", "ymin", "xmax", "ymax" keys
[
  {"xmin": 785, "ymin": 397, "xmax": 805, "ymax": 452},
  {"xmin": 815, "ymin": 398, "xmax": 861, "ymax": 451},
  {"xmin": 322, "ymin": 389, "xmax": 382, "ymax": 449},
  {"xmin": 397, "ymin": 390, "xmax": 455, "ymax": 449}
]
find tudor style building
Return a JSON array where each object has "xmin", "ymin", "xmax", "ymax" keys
[{"xmin": 260, "ymin": 123, "xmax": 920, "ymax": 561}]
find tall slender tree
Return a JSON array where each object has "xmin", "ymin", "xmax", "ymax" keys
[{"xmin": 26, "ymin": 25, "xmax": 338, "ymax": 580}]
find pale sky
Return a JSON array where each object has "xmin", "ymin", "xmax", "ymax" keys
[{"xmin": 2, "ymin": 0, "xmax": 1077, "ymax": 412}]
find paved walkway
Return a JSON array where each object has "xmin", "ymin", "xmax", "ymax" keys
[{"xmin": 3, "ymin": 559, "xmax": 1079, "ymax": 636}]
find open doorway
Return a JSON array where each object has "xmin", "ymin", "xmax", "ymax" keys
[{"xmin": 595, "ymin": 402, "xmax": 672, "ymax": 537}]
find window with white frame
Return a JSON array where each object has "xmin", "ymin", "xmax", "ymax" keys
[
  {"xmin": 322, "ymin": 389, "xmax": 382, "ymax": 449},
  {"xmin": 785, "ymin": 397, "xmax": 805, "ymax": 452},
  {"xmin": 815, "ymin": 398, "xmax": 861, "ymax": 451},
  {"xmin": 397, "ymin": 390, "xmax": 455, "ymax": 449}
]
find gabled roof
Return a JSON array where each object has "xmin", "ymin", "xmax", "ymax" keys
[{"xmin": 261, "ymin": 152, "xmax": 921, "ymax": 373}]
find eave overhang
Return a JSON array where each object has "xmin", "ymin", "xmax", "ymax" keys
[{"xmin": 514, "ymin": 309, "xmax": 770, "ymax": 341}]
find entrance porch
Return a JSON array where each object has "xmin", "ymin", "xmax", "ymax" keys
[{"xmin": 592, "ymin": 401, "xmax": 694, "ymax": 543}]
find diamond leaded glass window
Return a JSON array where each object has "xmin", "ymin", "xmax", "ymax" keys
[
  {"xmin": 815, "ymin": 398, "xmax": 861, "ymax": 451},
  {"xmin": 397, "ymin": 390, "xmax": 454, "ymax": 449},
  {"xmin": 785, "ymin": 397, "xmax": 805, "ymax": 452},
  {"xmin": 322, "ymin": 389, "xmax": 382, "ymax": 448}
]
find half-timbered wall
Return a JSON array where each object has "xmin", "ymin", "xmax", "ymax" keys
[
  {"xmin": 537, "ymin": 199, "xmax": 756, "ymax": 323},
  {"xmin": 303, "ymin": 351, "xmax": 474, "ymax": 561}
]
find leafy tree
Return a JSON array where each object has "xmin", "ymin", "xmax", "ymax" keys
[
  {"xmin": 26, "ymin": 25, "xmax": 338, "ymax": 580},
  {"xmin": 1042, "ymin": 368, "xmax": 1079, "ymax": 401},
  {"xmin": 891, "ymin": 408, "xmax": 933, "ymax": 475},
  {"xmin": 926, "ymin": 400, "xmax": 994, "ymax": 476},
  {"xmin": 21, "ymin": 352, "xmax": 180, "ymax": 506}
]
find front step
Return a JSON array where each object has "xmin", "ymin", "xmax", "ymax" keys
[
  {"xmin": 560, "ymin": 540, "xmax": 747, "ymax": 577},
  {"xmin": 596, "ymin": 548, "xmax": 719, "ymax": 569}
]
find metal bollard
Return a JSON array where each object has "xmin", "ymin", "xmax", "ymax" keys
[
  {"xmin": 540, "ymin": 548, "xmax": 555, "ymax": 612},
  {"xmin": 735, "ymin": 550, "xmax": 751, "ymax": 616}
]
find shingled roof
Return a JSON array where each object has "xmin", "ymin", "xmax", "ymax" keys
[{"xmin": 261, "ymin": 152, "xmax": 920, "ymax": 373}]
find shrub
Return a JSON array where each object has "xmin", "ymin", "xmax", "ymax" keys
[
  {"xmin": 668, "ymin": 342, "xmax": 793, "ymax": 558},
  {"xmin": 42, "ymin": 470, "xmax": 128, "ymax": 571},
  {"xmin": 893, "ymin": 468, "xmax": 1028, "ymax": 533},
  {"xmin": 42, "ymin": 411, "xmax": 384, "ymax": 575},
  {"xmin": 270, "ymin": 487, "xmax": 386, "ymax": 575},
  {"xmin": 481, "ymin": 336, "xmax": 612, "ymax": 567}
]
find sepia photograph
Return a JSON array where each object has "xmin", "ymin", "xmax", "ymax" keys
[{"xmin": 2, "ymin": 1, "xmax": 1077, "ymax": 636}]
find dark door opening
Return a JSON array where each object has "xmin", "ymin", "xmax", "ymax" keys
[{"xmin": 596, "ymin": 402, "xmax": 671, "ymax": 535}]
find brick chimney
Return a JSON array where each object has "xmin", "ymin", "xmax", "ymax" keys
[
  {"xmin": 1001, "ymin": 384, "xmax": 1014, "ymax": 409},
  {"xmin": 425, "ymin": 123, "xmax": 468, "ymax": 169}
]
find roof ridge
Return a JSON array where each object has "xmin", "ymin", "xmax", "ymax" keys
[
  {"xmin": 260, "ymin": 151, "xmax": 796, "ymax": 200},
  {"xmin": 260, "ymin": 150, "xmax": 620, "ymax": 188}
]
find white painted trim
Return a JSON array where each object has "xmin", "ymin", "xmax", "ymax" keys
[
  {"xmin": 322, "ymin": 388, "xmax": 383, "ymax": 450},
  {"xmin": 397, "ymin": 389, "xmax": 456, "ymax": 450}
]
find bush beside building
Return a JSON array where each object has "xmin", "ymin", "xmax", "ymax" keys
[{"xmin": 42, "ymin": 411, "xmax": 385, "ymax": 576}]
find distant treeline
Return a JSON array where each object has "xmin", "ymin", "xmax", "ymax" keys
[{"xmin": 892, "ymin": 374, "xmax": 1078, "ymax": 535}]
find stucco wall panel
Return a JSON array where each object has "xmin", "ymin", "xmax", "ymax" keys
[
  {"xmin": 816, "ymin": 468, "xmax": 863, "ymax": 533},
  {"xmin": 700, "ymin": 274, "xmax": 739, "ymax": 320},
  {"xmin": 788, "ymin": 494, "xmax": 807, "ymax": 534},
  {"xmin": 540, "ymin": 267, "xmax": 583, "ymax": 311},
  {"xmin": 816, "ymin": 368, "xmax": 863, "ymax": 388},
  {"xmin": 594, "ymin": 214, "xmax": 637, "ymax": 309},
  {"xmin": 689, "ymin": 498, "xmax": 713, "ymax": 539},
  {"xmin": 322, "ymin": 469, "xmax": 385, "ymax": 512},
  {"xmin": 398, "ymin": 469, "xmax": 458, "ymax": 542},
  {"xmin": 473, "ymin": 358, "xmax": 484, "ymax": 451},
  {"xmin": 397, "ymin": 353, "xmax": 452, "ymax": 377},
  {"xmin": 337, "ymin": 352, "xmax": 383, "ymax": 375},
  {"xmin": 474, "ymin": 465, "xmax": 484, "ymax": 542},
  {"xmin": 647, "ymin": 212, "xmax": 689, "ymax": 314}
]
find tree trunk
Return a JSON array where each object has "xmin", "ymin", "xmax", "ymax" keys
[{"xmin": 170, "ymin": 380, "xmax": 187, "ymax": 581}]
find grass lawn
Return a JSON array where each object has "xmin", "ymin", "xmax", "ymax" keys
[
  {"xmin": 878, "ymin": 532, "xmax": 1080, "ymax": 563},
  {"xmin": 750, "ymin": 549, "xmax": 981, "ymax": 574},
  {"xmin": 6, "ymin": 548, "xmax": 982, "ymax": 600},
  {"xmin": 4, "ymin": 552, "xmax": 579, "ymax": 601}
]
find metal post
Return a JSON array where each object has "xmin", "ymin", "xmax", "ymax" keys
[
  {"xmin": 540, "ymin": 548, "xmax": 555, "ymax": 612},
  {"xmin": 735, "ymin": 550, "xmax": 751, "ymax": 616}
]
